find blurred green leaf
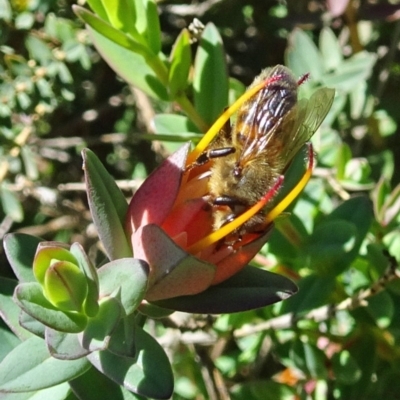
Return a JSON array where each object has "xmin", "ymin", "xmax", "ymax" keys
[
  {"xmin": 168, "ymin": 29, "xmax": 192, "ymax": 98},
  {"xmin": 281, "ymin": 274, "xmax": 335, "ymax": 314},
  {"xmin": 1, "ymin": 184, "xmax": 23, "ymax": 222},
  {"xmin": 332, "ymin": 350, "xmax": 361, "ymax": 385},
  {"xmin": 86, "ymin": 0, "xmax": 109, "ymax": 21},
  {"xmin": 286, "ymin": 28, "xmax": 324, "ymax": 81},
  {"xmin": 321, "ymin": 51, "xmax": 377, "ymax": 91},
  {"xmin": 193, "ymin": 23, "xmax": 228, "ymax": 125},
  {"xmin": 320, "ymin": 27, "xmax": 343, "ymax": 71},
  {"xmin": 290, "ymin": 340, "xmax": 327, "ymax": 379},
  {"xmin": 231, "ymin": 380, "xmax": 296, "ymax": 400},
  {"xmin": 87, "ymin": 26, "xmax": 168, "ymax": 100},
  {"xmin": 366, "ymin": 291, "xmax": 394, "ymax": 328},
  {"xmin": 304, "ymin": 220, "xmax": 358, "ymax": 275},
  {"xmin": 97, "ymin": 0, "xmax": 140, "ymax": 42},
  {"xmin": 153, "ymin": 114, "xmax": 200, "ymax": 135},
  {"xmin": 133, "ymin": 0, "xmax": 161, "ymax": 54}
]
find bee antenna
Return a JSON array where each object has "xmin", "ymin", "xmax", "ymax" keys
[{"xmin": 297, "ymin": 73, "xmax": 310, "ymax": 86}]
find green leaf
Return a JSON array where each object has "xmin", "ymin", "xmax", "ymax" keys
[
  {"xmin": 79, "ymin": 297, "xmax": 122, "ymax": 353},
  {"xmin": 1, "ymin": 185, "xmax": 23, "ymax": 222},
  {"xmin": 19, "ymin": 311, "xmax": 46, "ymax": 338},
  {"xmin": 303, "ymin": 220, "xmax": 358, "ymax": 275},
  {"xmin": 331, "ymin": 350, "xmax": 361, "ymax": 385},
  {"xmin": 82, "ymin": 148, "xmax": 131, "ymax": 260},
  {"xmin": 0, "ymin": 323, "xmax": 21, "ymax": 362},
  {"xmin": 137, "ymin": 302, "xmax": 173, "ymax": 319},
  {"xmin": 0, "ymin": 336, "xmax": 90, "ymax": 393},
  {"xmin": 86, "ymin": 0, "xmax": 109, "ymax": 21},
  {"xmin": 286, "ymin": 28, "xmax": 324, "ymax": 81},
  {"xmin": 0, "ymin": 382, "xmax": 71, "ymax": 400},
  {"xmin": 281, "ymin": 274, "xmax": 335, "ymax": 314},
  {"xmin": 32, "ymin": 243, "xmax": 77, "ymax": 286},
  {"xmin": 324, "ymin": 196, "xmax": 373, "ymax": 273},
  {"xmin": 153, "ymin": 265, "xmax": 298, "ymax": 314},
  {"xmin": 3, "ymin": 233, "xmax": 43, "ymax": 282},
  {"xmin": 151, "ymin": 113, "xmax": 200, "ymax": 153},
  {"xmin": 70, "ymin": 243, "xmax": 99, "ymax": 318},
  {"xmin": 290, "ymin": 340, "xmax": 327, "ymax": 379},
  {"xmin": 366, "ymin": 291, "xmax": 394, "ymax": 329},
  {"xmin": 14, "ymin": 283, "xmax": 87, "ymax": 333},
  {"xmin": 231, "ymin": 380, "xmax": 296, "ymax": 400},
  {"xmin": 69, "ymin": 366, "xmax": 146, "ymax": 400},
  {"xmin": 168, "ymin": 29, "xmax": 192, "ymax": 98},
  {"xmin": 98, "ymin": 258, "xmax": 149, "ymax": 316},
  {"xmin": 98, "ymin": 0, "xmax": 141, "ymax": 42},
  {"xmin": 43, "ymin": 261, "xmax": 87, "ymax": 313},
  {"xmin": 45, "ymin": 329, "xmax": 89, "ymax": 360},
  {"xmin": 319, "ymin": 27, "xmax": 343, "ymax": 71},
  {"xmin": 193, "ymin": 23, "xmax": 228, "ymax": 125},
  {"xmin": 107, "ymin": 315, "xmax": 137, "ymax": 358},
  {"xmin": 133, "ymin": 0, "xmax": 161, "ymax": 54},
  {"xmin": 87, "ymin": 325, "xmax": 173, "ymax": 399},
  {"xmin": 73, "ymin": 6, "xmax": 148, "ymax": 55},
  {"xmin": 0, "ymin": 278, "xmax": 33, "ymax": 341},
  {"xmin": 87, "ymin": 26, "xmax": 168, "ymax": 100},
  {"xmin": 321, "ymin": 51, "xmax": 376, "ymax": 91}
]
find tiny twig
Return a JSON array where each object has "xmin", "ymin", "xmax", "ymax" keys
[{"xmin": 234, "ymin": 253, "xmax": 399, "ymax": 338}]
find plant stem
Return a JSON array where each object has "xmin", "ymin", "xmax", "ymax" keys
[{"xmin": 176, "ymin": 94, "xmax": 208, "ymax": 133}]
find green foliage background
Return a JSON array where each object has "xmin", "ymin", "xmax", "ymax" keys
[{"xmin": 1, "ymin": 0, "xmax": 400, "ymax": 399}]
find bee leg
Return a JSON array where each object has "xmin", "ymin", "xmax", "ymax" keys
[
  {"xmin": 191, "ymin": 146, "xmax": 236, "ymax": 168},
  {"xmin": 213, "ymin": 195, "xmax": 245, "ymax": 208}
]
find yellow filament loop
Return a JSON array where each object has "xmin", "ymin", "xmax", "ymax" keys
[
  {"xmin": 186, "ymin": 78, "xmax": 273, "ymax": 166},
  {"xmin": 187, "ymin": 144, "xmax": 314, "ymax": 255},
  {"xmin": 187, "ymin": 176, "xmax": 284, "ymax": 255},
  {"xmin": 264, "ymin": 144, "xmax": 314, "ymax": 224}
]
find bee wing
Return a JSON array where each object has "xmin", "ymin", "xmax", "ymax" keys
[{"xmin": 283, "ymin": 87, "xmax": 335, "ymax": 163}]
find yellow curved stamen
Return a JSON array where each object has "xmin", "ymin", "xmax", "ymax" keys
[
  {"xmin": 186, "ymin": 77, "xmax": 280, "ymax": 166},
  {"xmin": 264, "ymin": 144, "xmax": 314, "ymax": 224},
  {"xmin": 188, "ymin": 176, "xmax": 284, "ymax": 255}
]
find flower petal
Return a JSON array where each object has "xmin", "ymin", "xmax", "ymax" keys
[
  {"xmin": 132, "ymin": 224, "xmax": 216, "ymax": 301},
  {"xmin": 162, "ymin": 197, "xmax": 213, "ymax": 247},
  {"xmin": 212, "ymin": 226, "xmax": 273, "ymax": 285},
  {"xmin": 127, "ymin": 143, "xmax": 190, "ymax": 233}
]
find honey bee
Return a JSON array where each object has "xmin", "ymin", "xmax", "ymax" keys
[{"xmin": 200, "ymin": 65, "xmax": 335, "ymax": 236}]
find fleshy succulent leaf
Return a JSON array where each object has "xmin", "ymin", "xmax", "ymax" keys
[
  {"xmin": 133, "ymin": 224, "xmax": 216, "ymax": 301},
  {"xmin": 46, "ymin": 329, "xmax": 90, "ymax": 360},
  {"xmin": 153, "ymin": 266, "xmax": 298, "ymax": 313},
  {"xmin": 78, "ymin": 297, "xmax": 122, "ymax": 353},
  {"xmin": 97, "ymin": 258, "xmax": 149, "ymax": 316},
  {"xmin": 70, "ymin": 242, "xmax": 100, "ymax": 317},
  {"xmin": 82, "ymin": 148, "xmax": 131, "ymax": 260},
  {"xmin": 0, "ymin": 336, "xmax": 90, "ymax": 393},
  {"xmin": 4, "ymin": 233, "xmax": 42, "ymax": 283},
  {"xmin": 87, "ymin": 324, "xmax": 173, "ymax": 399},
  {"xmin": 14, "ymin": 282, "xmax": 87, "ymax": 333}
]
